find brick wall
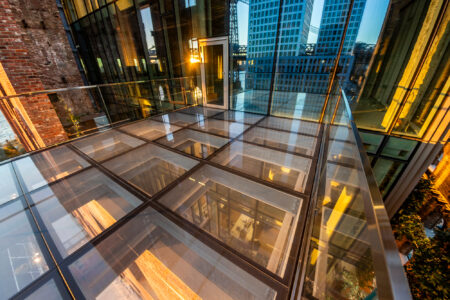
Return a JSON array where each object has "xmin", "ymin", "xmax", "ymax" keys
[{"xmin": 0, "ymin": 0, "xmax": 93, "ymax": 146}]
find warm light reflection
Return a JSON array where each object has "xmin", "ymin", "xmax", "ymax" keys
[
  {"xmin": 133, "ymin": 250, "xmax": 201, "ymax": 299},
  {"xmin": 281, "ymin": 167, "xmax": 291, "ymax": 174},
  {"xmin": 72, "ymin": 200, "xmax": 116, "ymax": 238},
  {"xmin": 268, "ymin": 169, "xmax": 274, "ymax": 181},
  {"xmin": 326, "ymin": 187, "xmax": 352, "ymax": 237},
  {"xmin": 310, "ymin": 248, "xmax": 319, "ymax": 265},
  {"xmin": 190, "ymin": 55, "xmax": 201, "ymax": 64}
]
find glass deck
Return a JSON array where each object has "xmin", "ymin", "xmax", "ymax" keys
[{"xmin": 0, "ymin": 106, "xmax": 352, "ymax": 299}]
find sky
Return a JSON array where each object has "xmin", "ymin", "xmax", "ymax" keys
[{"xmin": 237, "ymin": 0, "xmax": 390, "ymax": 46}]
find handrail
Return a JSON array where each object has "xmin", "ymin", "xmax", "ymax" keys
[
  {"xmin": 340, "ymin": 87, "xmax": 412, "ymax": 299},
  {"xmin": 0, "ymin": 76, "xmax": 196, "ymax": 100}
]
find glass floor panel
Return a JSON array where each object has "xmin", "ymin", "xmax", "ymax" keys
[
  {"xmin": 119, "ymin": 119, "xmax": 181, "ymax": 141},
  {"xmin": 72, "ymin": 130, "xmax": 145, "ymax": 162},
  {"xmin": 68, "ymin": 206, "xmax": 277, "ymax": 299},
  {"xmin": 330, "ymin": 124, "xmax": 355, "ymax": 142},
  {"xmin": 21, "ymin": 273, "xmax": 71, "ymax": 300},
  {"xmin": 259, "ymin": 116, "xmax": 320, "ymax": 137},
  {"xmin": 103, "ymin": 144, "xmax": 198, "ymax": 196},
  {"xmin": 0, "ymin": 199, "xmax": 50, "ymax": 299},
  {"xmin": 156, "ymin": 128, "xmax": 229, "ymax": 159},
  {"xmin": 0, "ymin": 163, "xmax": 21, "ymax": 205},
  {"xmin": 0, "ymin": 106, "xmax": 329, "ymax": 298},
  {"xmin": 327, "ymin": 139, "xmax": 359, "ymax": 165},
  {"xmin": 151, "ymin": 111, "xmax": 205, "ymax": 126},
  {"xmin": 158, "ymin": 164, "xmax": 302, "ymax": 277},
  {"xmin": 212, "ymin": 111, "xmax": 265, "ymax": 124},
  {"xmin": 240, "ymin": 127, "xmax": 317, "ymax": 156},
  {"xmin": 13, "ymin": 146, "xmax": 90, "ymax": 193},
  {"xmin": 28, "ymin": 168, "xmax": 142, "ymax": 258},
  {"xmin": 190, "ymin": 119, "xmax": 250, "ymax": 138},
  {"xmin": 211, "ymin": 141, "xmax": 311, "ymax": 193},
  {"xmin": 178, "ymin": 106, "xmax": 224, "ymax": 117}
]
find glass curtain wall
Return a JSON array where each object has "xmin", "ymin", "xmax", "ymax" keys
[
  {"xmin": 63, "ymin": 0, "xmax": 390, "ymax": 120},
  {"xmin": 229, "ymin": 0, "xmax": 384, "ymax": 121},
  {"xmin": 351, "ymin": 0, "xmax": 449, "ymax": 138}
]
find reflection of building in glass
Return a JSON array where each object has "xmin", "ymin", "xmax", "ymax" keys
[
  {"xmin": 246, "ymin": 0, "xmax": 313, "ymax": 91},
  {"xmin": 315, "ymin": 0, "xmax": 366, "ymax": 55},
  {"xmin": 246, "ymin": 0, "xmax": 365, "ymax": 94},
  {"xmin": 350, "ymin": 0, "xmax": 449, "ymax": 215}
]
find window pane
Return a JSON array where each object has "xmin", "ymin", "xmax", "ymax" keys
[
  {"xmin": 23, "ymin": 275, "xmax": 71, "ymax": 300},
  {"xmin": 14, "ymin": 146, "xmax": 90, "ymax": 192},
  {"xmin": 68, "ymin": 206, "xmax": 277, "ymax": 299},
  {"xmin": 72, "ymin": 130, "xmax": 145, "ymax": 162},
  {"xmin": 373, "ymin": 158, "xmax": 404, "ymax": 196},
  {"xmin": 230, "ymin": 0, "xmax": 277, "ymax": 114},
  {"xmin": 29, "ymin": 168, "xmax": 142, "ymax": 258},
  {"xmin": 0, "ymin": 163, "xmax": 21, "ymax": 205},
  {"xmin": 0, "ymin": 199, "xmax": 50, "ymax": 298},
  {"xmin": 189, "ymin": 119, "xmax": 249, "ymax": 138},
  {"xmin": 179, "ymin": 106, "xmax": 224, "ymax": 117},
  {"xmin": 240, "ymin": 126, "xmax": 317, "ymax": 156},
  {"xmin": 381, "ymin": 137, "xmax": 417, "ymax": 160},
  {"xmin": 259, "ymin": 116, "xmax": 320, "ymax": 137},
  {"xmin": 212, "ymin": 141, "xmax": 311, "ymax": 193},
  {"xmin": 359, "ymin": 132, "xmax": 384, "ymax": 154},
  {"xmin": 156, "ymin": 129, "xmax": 229, "ymax": 159},
  {"xmin": 120, "ymin": 119, "xmax": 181, "ymax": 141},
  {"xmin": 151, "ymin": 111, "xmax": 205, "ymax": 126},
  {"xmin": 158, "ymin": 165, "xmax": 303, "ymax": 276},
  {"xmin": 212, "ymin": 111, "xmax": 265, "ymax": 124},
  {"xmin": 103, "ymin": 144, "xmax": 198, "ymax": 195}
]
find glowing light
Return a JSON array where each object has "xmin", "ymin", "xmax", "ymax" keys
[
  {"xmin": 281, "ymin": 167, "xmax": 291, "ymax": 174},
  {"xmin": 268, "ymin": 169, "xmax": 274, "ymax": 181},
  {"xmin": 32, "ymin": 253, "xmax": 41, "ymax": 264},
  {"xmin": 310, "ymin": 248, "xmax": 319, "ymax": 265},
  {"xmin": 326, "ymin": 187, "xmax": 352, "ymax": 237},
  {"xmin": 189, "ymin": 55, "xmax": 201, "ymax": 64}
]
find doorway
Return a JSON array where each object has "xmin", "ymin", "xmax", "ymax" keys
[{"xmin": 199, "ymin": 37, "xmax": 228, "ymax": 109}]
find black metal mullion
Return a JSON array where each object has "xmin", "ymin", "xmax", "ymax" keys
[
  {"xmin": 9, "ymin": 164, "xmax": 76, "ymax": 299},
  {"xmin": 266, "ymin": 0, "xmax": 285, "ymax": 115}
]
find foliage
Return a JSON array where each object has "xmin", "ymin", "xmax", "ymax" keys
[
  {"xmin": 64, "ymin": 105, "xmax": 81, "ymax": 137},
  {"xmin": 391, "ymin": 176, "xmax": 449, "ymax": 299},
  {"xmin": 405, "ymin": 229, "xmax": 450, "ymax": 299},
  {"xmin": 2, "ymin": 140, "xmax": 21, "ymax": 158}
]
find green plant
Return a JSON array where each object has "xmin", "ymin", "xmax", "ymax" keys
[
  {"xmin": 2, "ymin": 140, "xmax": 20, "ymax": 158},
  {"xmin": 64, "ymin": 105, "xmax": 81, "ymax": 137},
  {"xmin": 391, "ymin": 176, "xmax": 449, "ymax": 299},
  {"xmin": 405, "ymin": 229, "xmax": 449, "ymax": 299}
]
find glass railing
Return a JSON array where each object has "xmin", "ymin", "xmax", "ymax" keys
[
  {"xmin": 297, "ymin": 85, "xmax": 411, "ymax": 299},
  {"xmin": 0, "ymin": 77, "xmax": 200, "ymax": 160}
]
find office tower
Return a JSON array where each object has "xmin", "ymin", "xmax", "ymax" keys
[
  {"xmin": 246, "ymin": 0, "xmax": 313, "ymax": 90},
  {"xmin": 315, "ymin": 0, "xmax": 367, "ymax": 55}
]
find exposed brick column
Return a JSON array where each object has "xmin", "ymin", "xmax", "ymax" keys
[
  {"xmin": 0, "ymin": 0, "xmax": 66, "ymax": 147},
  {"xmin": 0, "ymin": 0, "xmax": 92, "ymax": 147}
]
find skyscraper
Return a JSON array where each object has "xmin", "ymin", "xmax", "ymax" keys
[
  {"xmin": 316, "ymin": 0, "xmax": 366, "ymax": 55},
  {"xmin": 246, "ymin": 0, "xmax": 313, "ymax": 90}
]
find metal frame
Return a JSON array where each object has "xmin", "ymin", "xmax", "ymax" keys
[
  {"xmin": 339, "ymin": 89, "xmax": 412, "ymax": 299},
  {"xmin": 3, "ymin": 105, "xmax": 327, "ymax": 299},
  {"xmin": 199, "ymin": 36, "xmax": 229, "ymax": 110}
]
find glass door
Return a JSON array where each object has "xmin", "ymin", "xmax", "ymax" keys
[{"xmin": 199, "ymin": 37, "xmax": 228, "ymax": 109}]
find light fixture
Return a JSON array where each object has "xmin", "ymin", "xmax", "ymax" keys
[{"xmin": 189, "ymin": 55, "xmax": 201, "ymax": 64}]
